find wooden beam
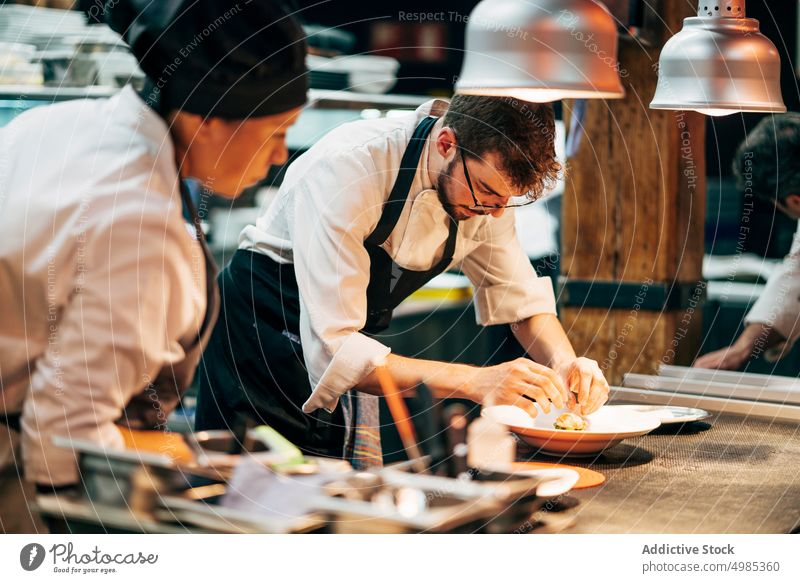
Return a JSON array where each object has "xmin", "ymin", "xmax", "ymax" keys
[{"xmin": 560, "ymin": 0, "xmax": 706, "ymax": 384}]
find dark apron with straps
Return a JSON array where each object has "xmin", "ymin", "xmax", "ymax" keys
[
  {"xmin": 363, "ymin": 116, "xmax": 458, "ymax": 333},
  {"xmin": 195, "ymin": 115, "xmax": 457, "ymax": 457}
]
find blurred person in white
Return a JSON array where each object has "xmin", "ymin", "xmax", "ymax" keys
[
  {"xmin": 196, "ymin": 94, "xmax": 611, "ymax": 470},
  {"xmin": 0, "ymin": 0, "xmax": 306, "ymax": 531},
  {"xmin": 696, "ymin": 114, "xmax": 800, "ymax": 370}
]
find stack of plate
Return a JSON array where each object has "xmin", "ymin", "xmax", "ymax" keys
[
  {"xmin": 0, "ymin": 5, "xmax": 89, "ymax": 48},
  {"xmin": 0, "ymin": 5, "xmax": 141, "ymax": 87},
  {"xmin": 0, "ymin": 41, "xmax": 42, "ymax": 85},
  {"xmin": 307, "ymin": 54, "xmax": 400, "ymax": 94}
]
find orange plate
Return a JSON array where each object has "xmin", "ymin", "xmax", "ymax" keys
[
  {"xmin": 118, "ymin": 427, "xmax": 195, "ymax": 465},
  {"xmin": 512, "ymin": 461, "xmax": 605, "ymax": 489}
]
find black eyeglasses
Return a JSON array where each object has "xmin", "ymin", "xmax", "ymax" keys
[{"xmin": 458, "ymin": 146, "xmax": 537, "ymax": 210}]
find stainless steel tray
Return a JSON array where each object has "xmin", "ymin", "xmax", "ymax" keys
[
  {"xmin": 307, "ymin": 459, "xmax": 554, "ymax": 533},
  {"xmin": 624, "ymin": 372, "xmax": 800, "ymax": 406}
]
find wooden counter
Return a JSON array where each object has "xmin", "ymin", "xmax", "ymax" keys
[{"xmin": 524, "ymin": 412, "xmax": 800, "ymax": 533}]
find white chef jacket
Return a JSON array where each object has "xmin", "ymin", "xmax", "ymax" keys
[
  {"xmin": 239, "ymin": 99, "xmax": 557, "ymax": 414},
  {"xmin": 745, "ymin": 222, "xmax": 800, "ymax": 352},
  {"xmin": 0, "ymin": 86, "xmax": 206, "ymax": 485}
]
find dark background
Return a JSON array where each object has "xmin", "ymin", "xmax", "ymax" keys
[{"xmin": 286, "ymin": 0, "xmax": 800, "ymax": 258}]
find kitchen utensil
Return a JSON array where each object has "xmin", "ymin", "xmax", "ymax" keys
[
  {"xmin": 52, "ymin": 436, "xmax": 197, "ymax": 508},
  {"xmin": 185, "ymin": 429, "xmax": 350, "ymax": 475},
  {"xmin": 443, "ymin": 403, "xmax": 469, "ymax": 477},
  {"xmin": 375, "ymin": 365, "xmax": 426, "ymax": 472},
  {"xmin": 313, "ymin": 461, "xmax": 556, "ymax": 533},
  {"xmin": 251, "ymin": 425, "xmax": 304, "ymax": 467}
]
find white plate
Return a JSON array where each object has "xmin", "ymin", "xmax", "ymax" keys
[
  {"xmin": 481, "ymin": 405, "xmax": 662, "ymax": 457},
  {"xmin": 611, "ymin": 404, "xmax": 711, "ymax": 424}
]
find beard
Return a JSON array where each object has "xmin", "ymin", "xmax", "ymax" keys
[{"xmin": 436, "ymin": 158, "xmax": 475, "ymax": 222}]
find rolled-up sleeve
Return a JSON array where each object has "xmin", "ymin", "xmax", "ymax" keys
[
  {"xmin": 745, "ymin": 223, "xmax": 800, "ymax": 348},
  {"xmin": 288, "ymin": 153, "xmax": 391, "ymax": 414},
  {"xmin": 460, "ymin": 210, "xmax": 556, "ymax": 326}
]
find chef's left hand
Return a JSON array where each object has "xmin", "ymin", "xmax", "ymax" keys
[{"xmin": 556, "ymin": 357, "xmax": 610, "ymax": 416}]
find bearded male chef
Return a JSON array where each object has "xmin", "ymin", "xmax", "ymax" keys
[
  {"xmin": 0, "ymin": 0, "xmax": 306, "ymax": 531},
  {"xmin": 197, "ymin": 95, "xmax": 610, "ymax": 468}
]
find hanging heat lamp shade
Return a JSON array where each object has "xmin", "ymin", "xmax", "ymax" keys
[
  {"xmin": 650, "ymin": 0, "xmax": 786, "ymax": 116},
  {"xmin": 455, "ymin": 0, "xmax": 625, "ymax": 102}
]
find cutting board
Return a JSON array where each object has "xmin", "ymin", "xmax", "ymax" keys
[
  {"xmin": 512, "ymin": 461, "xmax": 605, "ymax": 489},
  {"xmin": 118, "ymin": 427, "xmax": 195, "ymax": 464}
]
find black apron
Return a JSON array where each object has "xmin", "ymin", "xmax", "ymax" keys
[{"xmin": 195, "ymin": 115, "xmax": 457, "ymax": 457}]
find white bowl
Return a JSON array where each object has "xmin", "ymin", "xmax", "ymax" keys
[{"xmin": 482, "ymin": 405, "xmax": 662, "ymax": 457}]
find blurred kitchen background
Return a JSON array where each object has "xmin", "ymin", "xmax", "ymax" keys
[{"xmin": 2, "ymin": 0, "xmax": 799, "ymax": 394}]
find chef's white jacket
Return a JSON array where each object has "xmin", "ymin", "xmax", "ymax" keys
[
  {"xmin": 745, "ymin": 222, "xmax": 800, "ymax": 353},
  {"xmin": 0, "ymin": 86, "xmax": 206, "ymax": 485},
  {"xmin": 240, "ymin": 99, "xmax": 557, "ymax": 414}
]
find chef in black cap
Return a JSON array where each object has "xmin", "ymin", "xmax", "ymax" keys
[{"xmin": 0, "ymin": 0, "xmax": 306, "ymax": 529}]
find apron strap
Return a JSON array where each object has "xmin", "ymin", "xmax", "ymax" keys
[
  {"xmin": 362, "ymin": 114, "xmax": 459, "ymax": 332},
  {"xmin": 434, "ymin": 215, "xmax": 459, "ymax": 271},
  {"xmin": 365, "ymin": 115, "xmax": 439, "ymax": 246},
  {"xmin": 179, "ymin": 180, "xmax": 220, "ymax": 347}
]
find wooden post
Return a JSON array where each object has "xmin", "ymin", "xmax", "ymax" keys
[{"xmin": 560, "ymin": 0, "xmax": 706, "ymax": 384}]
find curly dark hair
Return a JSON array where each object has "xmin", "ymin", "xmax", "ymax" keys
[
  {"xmin": 443, "ymin": 94, "xmax": 562, "ymax": 199},
  {"xmin": 733, "ymin": 113, "xmax": 800, "ymax": 203}
]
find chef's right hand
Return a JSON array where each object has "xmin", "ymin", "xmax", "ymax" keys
[
  {"xmin": 470, "ymin": 358, "xmax": 570, "ymax": 418},
  {"xmin": 694, "ymin": 323, "xmax": 782, "ymax": 370},
  {"xmin": 694, "ymin": 345, "xmax": 749, "ymax": 370}
]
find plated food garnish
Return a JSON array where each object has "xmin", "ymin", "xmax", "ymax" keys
[{"xmin": 553, "ymin": 412, "xmax": 587, "ymax": 431}]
